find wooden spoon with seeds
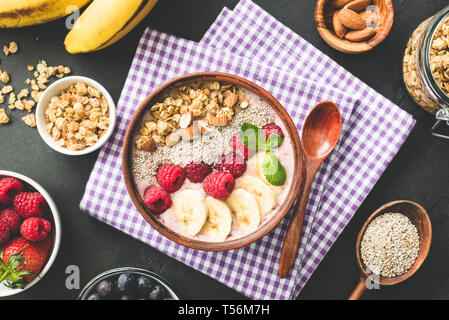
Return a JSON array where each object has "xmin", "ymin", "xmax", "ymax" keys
[{"xmin": 349, "ymin": 200, "xmax": 432, "ymax": 300}]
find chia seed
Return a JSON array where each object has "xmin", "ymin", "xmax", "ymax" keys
[{"xmin": 360, "ymin": 212, "xmax": 420, "ymax": 278}]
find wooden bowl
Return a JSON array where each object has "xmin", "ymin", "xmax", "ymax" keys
[
  {"xmin": 315, "ymin": 0, "xmax": 394, "ymax": 54},
  {"xmin": 349, "ymin": 200, "xmax": 432, "ymax": 299},
  {"xmin": 122, "ymin": 72, "xmax": 303, "ymax": 251}
]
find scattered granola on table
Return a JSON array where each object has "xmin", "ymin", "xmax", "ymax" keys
[
  {"xmin": 3, "ymin": 42, "xmax": 18, "ymax": 56},
  {"xmin": 44, "ymin": 82, "xmax": 110, "ymax": 151},
  {"xmin": 22, "ymin": 113, "xmax": 36, "ymax": 128}
]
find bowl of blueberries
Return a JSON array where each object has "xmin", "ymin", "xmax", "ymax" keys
[{"xmin": 78, "ymin": 267, "xmax": 179, "ymax": 300}]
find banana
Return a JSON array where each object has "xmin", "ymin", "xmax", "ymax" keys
[
  {"xmin": 247, "ymin": 152, "xmax": 284, "ymax": 195},
  {"xmin": 64, "ymin": 0, "xmax": 158, "ymax": 54},
  {"xmin": 0, "ymin": 0, "xmax": 91, "ymax": 28},
  {"xmin": 200, "ymin": 197, "xmax": 233, "ymax": 242},
  {"xmin": 226, "ymin": 189, "xmax": 261, "ymax": 233},
  {"xmin": 236, "ymin": 176, "xmax": 277, "ymax": 216},
  {"xmin": 172, "ymin": 189, "xmax": 208, "ymax": 237}
]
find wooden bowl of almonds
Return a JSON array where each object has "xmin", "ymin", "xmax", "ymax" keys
[{"xmin": 315, "ymin": 0, "xmax": 394, "ymax": 54}]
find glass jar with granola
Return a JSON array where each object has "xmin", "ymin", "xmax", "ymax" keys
[{"xmin": 403, "ymin": 6, "xmax": 449, "ymax": 114}]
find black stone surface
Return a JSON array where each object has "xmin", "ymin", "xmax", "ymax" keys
[{"xmin": 0, "ymin": 0, "xmax": 448, "ymax": 300}]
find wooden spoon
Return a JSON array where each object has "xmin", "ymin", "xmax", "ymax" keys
[
  {"xmin": 279, "ymin": 101, "xmax": 342, "ymax": 278},
  {"xmin": 349, "ymin": 200, "xmax": 432, "ymax": 300}
]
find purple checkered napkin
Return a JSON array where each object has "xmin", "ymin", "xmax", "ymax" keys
[
  {"xmin": 80, "ymin": 27, "xmax": 359, "ymax": 300},
  {"xmin": 202, "ymin": 0, "xmax": 415, "ymax": 297}
]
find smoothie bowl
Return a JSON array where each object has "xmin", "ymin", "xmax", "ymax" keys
[{"xmin": 122, "ymin": 73, "xmax": 303, "ymax": 251}]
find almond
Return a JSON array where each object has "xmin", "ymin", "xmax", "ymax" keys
[
  {"xmin": 338, "ymin": 8, "xmax": 366, "ymax": 30},
  {"xmin": 332, "ymin": 0, "xmax": 353, "ymax": 8},
  {"xmin": 333, "ymin": 11, "xmax": 347, "ymax": 39},
  {"xmin": 166, "ymin": 131, "xmax": 182, "ymax": 147},
  {"xmin": 345, "ymin": 27, "xmax": 376, "ymax": 41},
  {"xmin": 181, "ymin": 125, "xmax": 201, "ymax": 141},
  {"xmin": 224, "ymin": 93, "xmax": 238, "ymax": 108},
  {"xmin": 359, "ymin": 10, "xmax": 378, "ymax": 26},
  {"xmin": 179, "ymin": 112, "xmax": 192, "ymax": 129},
  {"xmin": 140, "ymin": 137, "xmax": 156, "ymax": 152},
  {"xmin": 343, "ymin": 0, "xmax": 371, "ymax": 12},
  {"xmin": 206, "ymin": 113, "xmax": 228, "ymax": 126}
]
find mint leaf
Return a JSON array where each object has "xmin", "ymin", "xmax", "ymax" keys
[
  {"xmin": 262, "ymin": 152, "xmax": 286, "ymax": 186},
  {"xmin": 240, "ymin": 123, "xmax": 266, "ymax": 151},
  {"xmin": 266, "ymin": 133, "xmax": 282, "ymax": 150}
]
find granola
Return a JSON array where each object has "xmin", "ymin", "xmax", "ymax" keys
[
  {"xmin": 0, "ymin": 108, "xmax": 9, "ymax": 124},
  {"xmin": 403, "ymin": 16, "xmax": 449, "ymax": 114},
  {"xmin": 135, "ymin": 81, "xmax": 250, "ymax": 151},
  {"xmin": 22, "ymin": 113, "xmax": 36, "ymax": 127},
  {"xmin": 44, "ymin": 82, "xmax": 110, "ymax": 151}
]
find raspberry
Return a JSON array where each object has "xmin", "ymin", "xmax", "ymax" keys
[
  {"xmin": 143, "ymin": 186, "xmax": 172, "ymax": 214},
  {"xmin": 0, "ymin": 177, "xmax": 24, "ymax": 205},
  {"xmin": 0, "ymin": 224, "xmax": 10, "ymax": 245},
  {"xmin": 184, "ymin": 162, "xmax": 212, "ymax": 183},
  {"xmin": 20, "ymin": 217, "xmax": 51, "ymax": 242},
  {"xmin": 262, "ymin": 123, "xmax": 285, "ymax": 143},
  {"xmin": 156, "ymin": 164, "xmax": 185, "ymax": 193},
  {"xmin": 229, "ymin": 133, "xmax": 254, "ymax": 160},
  {"xmin": 0, "ymin": 208, "xmax": 21, "ymax": 235},
  {"xmin": 13, "ymin": 192, "xmax": 47, "ymax": 219},
  {"xmin": 215, "ymin": 153, "xmax": 247, "ymax": 178},
  {"xmin": 203, "ymin": 171, "xmax": 235, "ymax": 200}
]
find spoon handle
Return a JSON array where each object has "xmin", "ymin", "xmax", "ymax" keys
[
  {"xmin": 278, "ymin": 164, "xmax": 316, "ymax": 279},
  {"xmin": 348, "ymin": 276, "xmax": 367, "ymax": 300}
]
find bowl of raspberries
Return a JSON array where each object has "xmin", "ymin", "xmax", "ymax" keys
[{"xmin": 0, "ymin": 171, "xmax": 61, "ymax": 297}]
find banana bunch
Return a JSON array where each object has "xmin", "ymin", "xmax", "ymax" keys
[
  {"xmin": 65, "ymin": 0, "xmax": 159, "ymax": 53},
  {"xmin": 0, "ymin": 0, "xmax": 91, "ymax": 28},
  {"xmin": 172, "ymin": 153, "xmax": 280, "ymax": 241},
  {"xmin": 0, "ymin": 0, "xmax": 158, "ymax": 54}
]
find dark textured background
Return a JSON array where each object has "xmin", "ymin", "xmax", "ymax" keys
[{"xmin": 0, "ymin": 0, "xmax": 448, "ymax": 300}]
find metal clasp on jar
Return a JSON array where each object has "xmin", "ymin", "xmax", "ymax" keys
[{"xmin": 432, "ymin": 108, "xmax": 449, "ymax": 139}]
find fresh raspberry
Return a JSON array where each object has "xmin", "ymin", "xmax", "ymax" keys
[
  {"xmin": 203, "ymin": 171, "xmax": 235, "ymax": 200},
  {"xmin": 229, "ymin": 133, "xmax": 254, "ymax": 160},
  {"xmin": 13, "ymin": 192, "xmax": 47, "ymax": 219},
  {"xmin": 215, "ymin": 153, "xmax": 247, "ymax": 178},
  {"xmin": 184, "ymin": 162, "xmax": 212, "ymax": 183},
  {"xmin": 0, "ymin": 208, "xmax": 21, "ymax": 235},
  {"xmin": 0, "ymin": 177, "xmax": 24, "ymax": 205},
  {"xmin": 20, "ymin": 218, "xmax": 51, "ymax": 242},
  {"xmin": 144, "ymin": 186, "xmax": 172, "ymax": 214},
  {"xmin": 0, "ymin": 224, "xmax": 10, "ymax": 246},
  {"xmin": 156, "ymin": 164, "xmax": 185, "ymax": 193},
  {"xmin": 262, "ymin": 123, "xmax": 285, "ymax": 143}
]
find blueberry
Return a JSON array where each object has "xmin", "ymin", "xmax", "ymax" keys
[
  {"xmin": 149, "ymin": 284, "xmax": 165, "ymax": 300},
  {"xmin": 87, "ymin": 293, "xmax": 101, "ymax": 300},
  {"xmin": 136, "ymin": 276, "xmax": 154, "ymax": 296},
  {"xmin": 96, "ymin": 280, "xmax": 114, "ymax": 298},
  {"xmin": 117, "ymin": 273, "xmax": 136, "ymax": 294}
]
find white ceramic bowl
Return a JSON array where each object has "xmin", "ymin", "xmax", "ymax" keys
[
  {"xmin": 0, "ymin": 170, "xmax": 61, "ymax": 297},
  {"xmin": 36, "ymin": 76, "xmax": 116, "ymax": 156}
]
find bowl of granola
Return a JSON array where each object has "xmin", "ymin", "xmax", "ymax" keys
[
  {"xmin": 122, "ymin": 72, "xmax": 303, "ymax": 251},
  {"xmin": 35, "ymin": 76, "xmax": 116, "ymax": 156}
]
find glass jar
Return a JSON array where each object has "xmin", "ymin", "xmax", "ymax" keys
[{"xmin": 403, "ymin": 6, "xmax": 449, "ymax": 115}]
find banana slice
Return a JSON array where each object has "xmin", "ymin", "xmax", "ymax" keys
[
  {"xmin": 172, "ymin": 189, "xmax": 208, "ymax": 237},
  {"xmin": 236, "ymin": 176, "xmax": 277, "ymax": 216},
  {"xmin": 247, "ymin": 152, "xmax": 284, "ymax": 195},
  {"xmin": 226, "ymin": 189, "xmax": 261, "ymax": 232},
  {"xmin": 201, "ymin": 197, "xmax": 233, "ymax": 242}
]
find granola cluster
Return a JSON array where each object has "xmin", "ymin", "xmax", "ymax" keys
[
  {"xmin": 44, "ymin": 82, "xmax": 110, "ymax": 151},
  {"xmin": 135, "ymin": 81, "xmax": 250, "ymax": 151}
]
